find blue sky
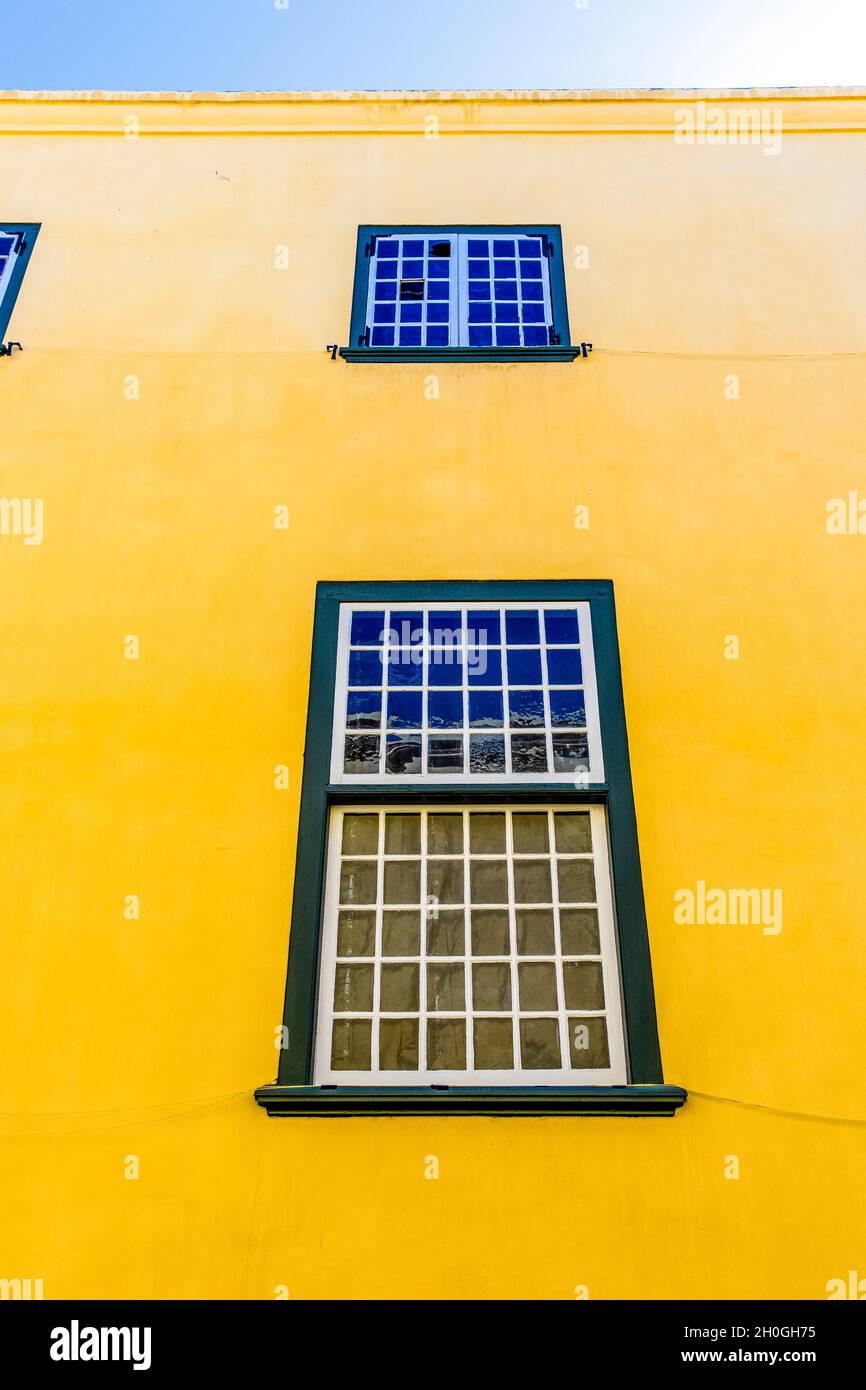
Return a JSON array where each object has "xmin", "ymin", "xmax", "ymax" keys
[{"xmin": 3, "ymin": 0, "xmax": 865, "ymax": 91}]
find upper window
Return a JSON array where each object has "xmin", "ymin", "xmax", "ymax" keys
[
  {"xmin": 0, "ymin": 224, "xmax": 39, "ymax": 344},
  {"xmin": 255, "ymin": 582, "xmax": 686, "ymax": 1117},
  {"xmin": 342, "ymin": 225, "xmax": 582, "ymax": 362}
]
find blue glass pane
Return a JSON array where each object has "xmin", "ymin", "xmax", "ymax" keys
[
  {"xmin": 351, "ymin": 611, "xmax": 385, "ymax": 645},
  {"xmin": 347, "ymin": 691, "xmax": 382, "ymax": 729},
  {"xmin": 467, "ymin": 239, "xmax": 489, "ymax": 256},
  {"xmin": 399, "ymin": 327, "xmax": 422, "ymax": 346},
  {"xmin": 388, "ymin": 650, "xmax": 423, "ymax": 686},
  {"xmin": 387, "ymin": 690, "xmax": 423, "ymax": 729},
  {"xmin": 349, "ymin": 649, "xmax": 384, "ymax": 687},
  {"xmin": 375, "ymin": 281, "xmax": 397, "ymax": 302},
  {"xmin": 494, "ymin": 280, "xmax": 517, "ymax": 301},
  {"xmin": 345, "ymin": 734, "xmax": 381, "ymax": 773},
  {"xmin": 428, "ymin": 652, "xmax": 463, "ymax": 687},
  {"xmin": 386, "ymin": 735, "xmax": 422, "ymax": 776},
  {"xmin": 402, "ymin": 258, "xmax": 424, "ymax": 278},
  {"xmin": 426, "ymin": 326, "xmax": 449, "ymax": 346},
  {"xmin": 506, "ymin": 610, "xmax": 540, "ymax": 643},
  {"xmin": 523, "ymin": 303, "xmax": 545, "ymax": 323},
  {"xmin": 523, "ymin": 327, "xmax": 548, "ymax": 346},
  {"xmin": 544, "ymin": 610, "xmax": 580, "ymax": 644},
  {"xmin": 468, "ymin": 259, "xmax": 489, "ymax": 277},
  {"xmin": 376, "ymin": 259, "xmax": 398, "ymax": 279},
  {"xmin": 509, "ymin": 689, "xmax": 545, "ymax": 727},
  {"xmin": 390, "ymin": 611, "xmax": 424, "ymax": 643},
  {"xmin": 468, "ymin": 281, "xmax": 489, "ymax": 302},
  {"xmin": 522, "ymin": 281, "xmax": 544, "ymax": 301},
  {"xmin": 495, "ymin": 303, "xmax": 519, "ymax": 324},
  {"xmin": 468, "ymin": 690, "xmax": 503, "ymax": 727},
  {"xmin": 428, "ymin": 281, "xmax": 450, "ymax": 300},
  {"xmin": 468, "ymin": 647, "xmax": 501, "ymax": 685},
  {"xmin": 552, "ymin": 732, "xmax": 589, "ymax": 772},
  {"xmin": 511, "ymin": 734, "xmax": 548, "ymax": 773},
  {"xmin": 494, "ymin": 259, "xmax": 516, "ymax": 278},
  {"xmin": 400, "ymin": 302, "xmax": 422, "ymax": 323},
  {"xmin": 496, "ymin": 326, "xmax": 520, "ymax": 346},
  {"xmin": 547, "ymin": 648, "xmax": 583, "ymax": 685},
  {"xmin": 469, "ymin": 302, "xmax": 492, "ymax": 323},
  {"xmin": 403, "ymin": 240, "xmax": 424, "ymax": 256},
  {"xmin": 428, "ymin": 610, "xmax": 462, "ymax": 642},
  {"xmin": 427, "ymin": 302, "xmax": 449, "ymax": 323},
  {"xmin": 374, "ymin": 303, "xmax": 396, "ymax": 324},
  {"xmin": 469, "ymin": 735, "xmax": 506, "ymax": 774},
  {"xmin": 428, "ymin": 690, "xmax": 463, "ymax": 729},
  {"xmin": 549, "ymin": 689, "xmax": 586, "ymax": 727},
  {"xmin": 429, "ymin": 240, "xmax": 451, "ymax": 259},
  {"xmin": 377, "ymin": 240, "xmax": 399, "ymax": 258},
  {"xmin": 468, "ymin": 325, "xmax": 493, "ymax": 348},
  {"xmin": 428, "ymin": 260, "xmax": 450, "ymax": 279},
  {"xmin": 518, "ymin": 238, "xmax": 543, "ymax": 258},
  {"xmin": 520, "ymin": 260, "xmax": 543, "ymax": 280},
  {"xmin": 493, "ymin": 239, "xmax": 515, "ymax": 256},
  {"xmin": 427, "ymin": 737, "xmax": 464, "ymax": 774},
  {"xmin": 506, "ymin": 648, "xmax": 543, "ymax": 685},
  {"xmin": 467, "ymin": 610, "xmax": 501, "ymax": 644},
  {"xmin": 370, "ymin": 327, "xmax": 394, "ymax": 347}
]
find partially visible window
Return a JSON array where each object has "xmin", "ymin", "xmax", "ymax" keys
[
  {"xmin": 0, "ymin": 224, "xmax": 39, "ymax": 343},
  {"xmin": 0, "ymin": 231, "xmax": 21, "ymax": 304}
]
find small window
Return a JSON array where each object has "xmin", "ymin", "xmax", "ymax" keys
[
  {"xmin": 256, "ymin": 583, "xmax": 686, "ymax": 1117},
  {"xmin": 343, "ymin": 226, "xmax": 581, "ymax": 361},
  {"xmin": 0, "ymin": 224, "xmax": 39, "ymax": 343}
]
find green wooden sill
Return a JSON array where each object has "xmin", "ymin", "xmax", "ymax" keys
[
  {"xmin": 339, "ymin": 345, "xmax": 587, "ymax": 364},
  {"xmin": 254, "ymin": 1084, "xmax": 687, "ymax": 1117}
]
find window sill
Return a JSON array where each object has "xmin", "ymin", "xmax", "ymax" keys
[
  {"xmin": 254, "ymin": 1084, "xmax": 687, "ymax": 1117},
  {"xmin": 339, "ymin": 346, "xmax": 587, "ymax": 364}
]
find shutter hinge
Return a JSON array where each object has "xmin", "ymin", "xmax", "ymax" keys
[
  {"xmin": 14, "ymin": 232, "xmax": 26, "ymax": 253},
  {"xmin": 359, "ymin": 326, "xmax": 370, "ymax": 347},
  {"xmin": 0, "ymin": 341, "xmax": 23, "ymax": 357},
  {"xmin": 548, "ymin": 326, "xmax": 561, "ymax": 346},
  {"xmin": 542, "ymin": 234, "xmax": 553, "ymax": 258},
  {"xmin": 365, "ymin": 234, "xmax": 377, "ymax": 257}
]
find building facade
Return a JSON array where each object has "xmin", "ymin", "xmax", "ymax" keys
[{"xmin": 2, "ymin": 87, "xmax": 865, "ymax": 1298}]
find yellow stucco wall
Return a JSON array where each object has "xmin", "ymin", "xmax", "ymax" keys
[{"xmin": 2, "ymin": 89, "xmax": 865, "ymax": 1299}]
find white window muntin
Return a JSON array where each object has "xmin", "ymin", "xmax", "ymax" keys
[
  {"xmin": 0, "ymin": 231, "xmax": 20, "ymax": 306},
  {"xmin": 313, "ymin": 803, "xmax": 627, "ymax": 1086},
  {"xmin": 330, "ymin": 600, "xmax": 605, "ymax": 785}
]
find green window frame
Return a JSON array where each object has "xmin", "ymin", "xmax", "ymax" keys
[
  {"xmin": 0, "ymin": 223, "xmax": 40, "ymax": 346},
  {"xmin": 255, "ymin": 581, "xmax": 686, "ymax": 1117},
  {"xmin": 340, "ymin": 225, "xmax": 585, "ymax": 363}
]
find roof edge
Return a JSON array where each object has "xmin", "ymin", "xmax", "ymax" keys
[{"xmin": 1, "ymin": 86, "xmax": 865, "ymax": 104}]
